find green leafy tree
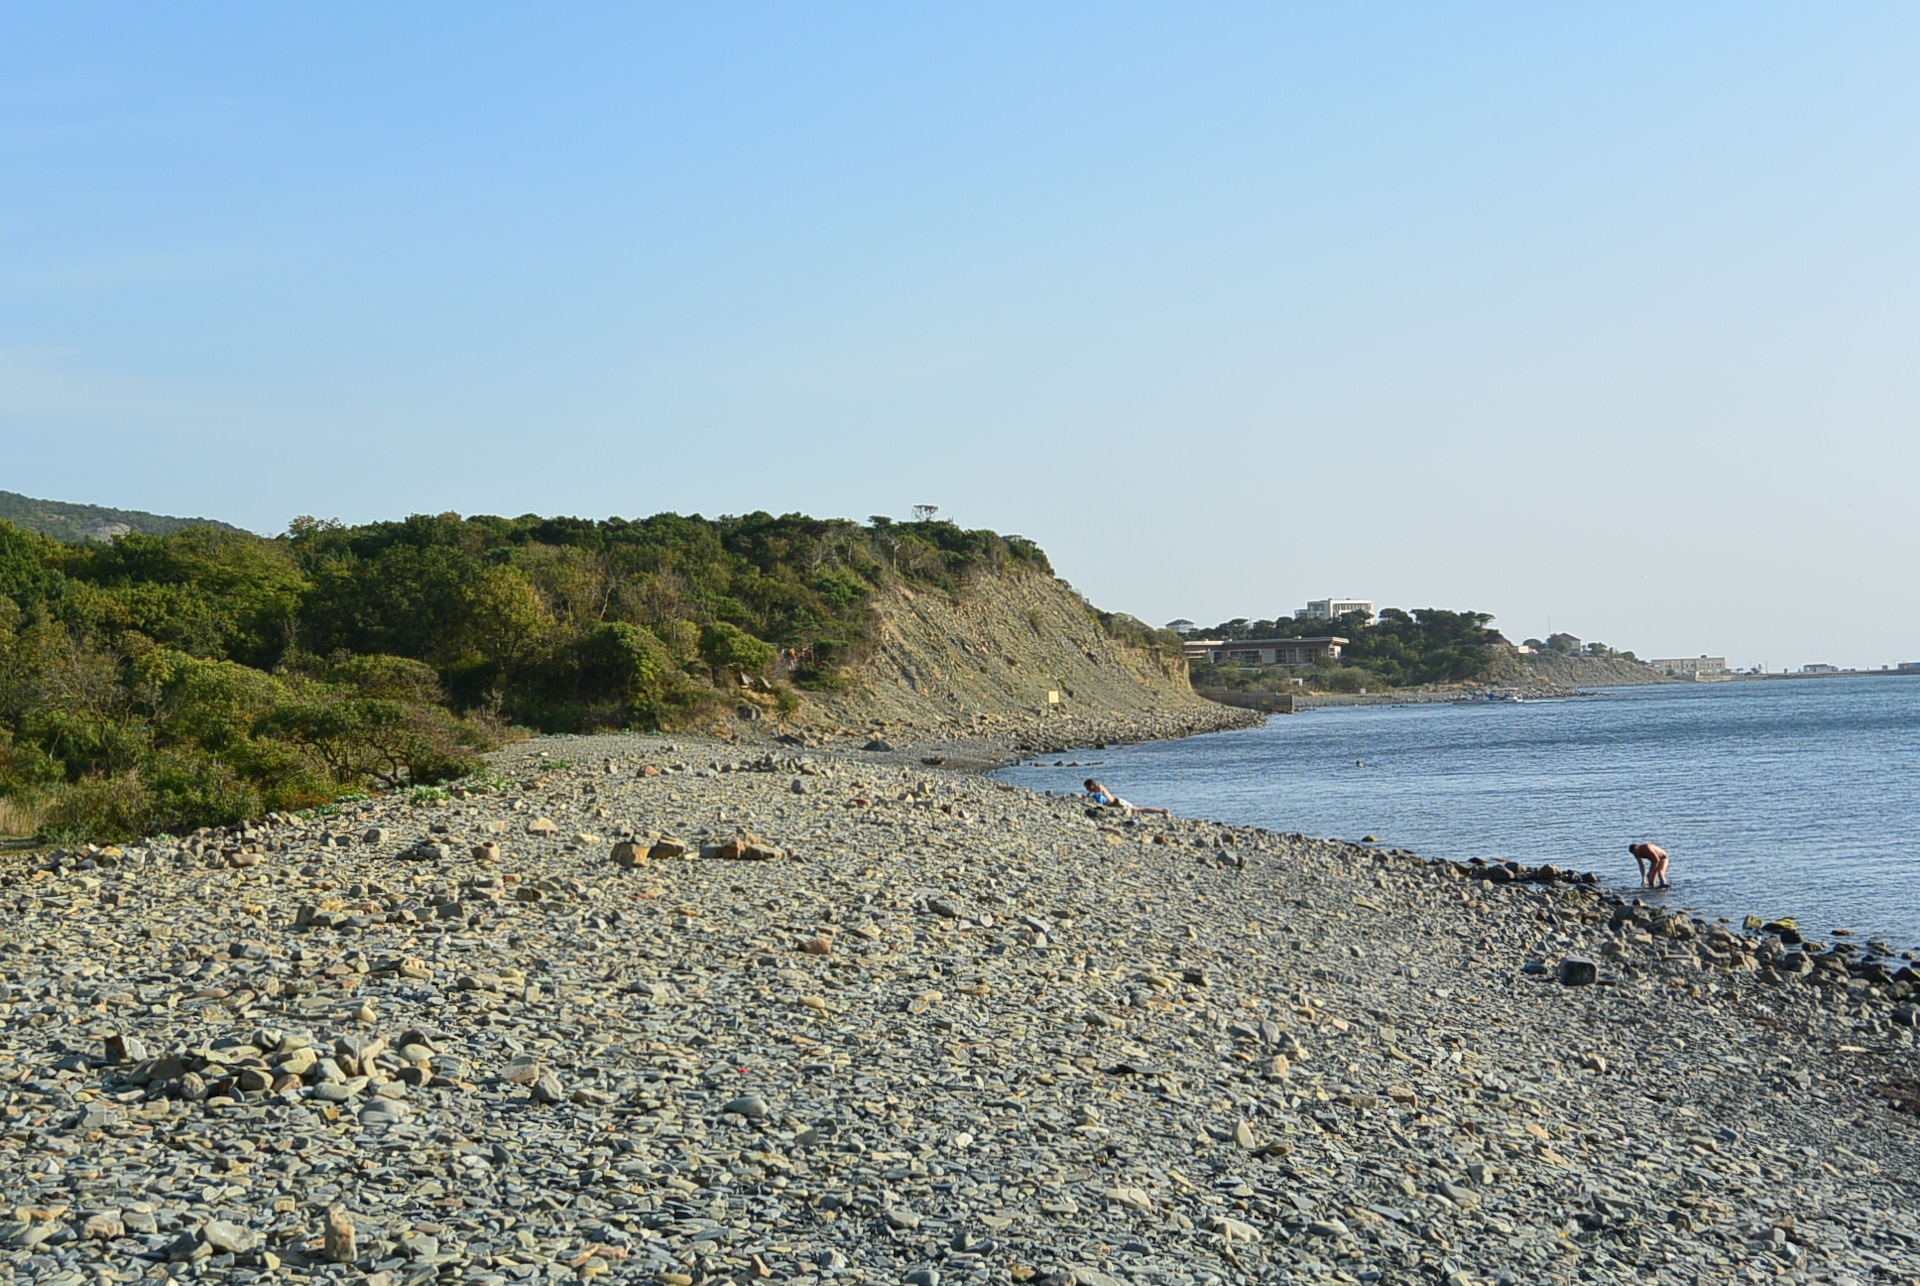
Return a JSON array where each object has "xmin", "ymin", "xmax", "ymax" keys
[{"xmin": 0, "ymin": 521, "xmax": 67, "ymax": 611}]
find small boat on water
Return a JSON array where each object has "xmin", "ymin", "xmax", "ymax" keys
[{"xmin": 1486, "ymin": 691, "xmax": 1524, "ymax": 703}]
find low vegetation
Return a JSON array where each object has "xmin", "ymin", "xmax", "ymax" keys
[{"xmin": 0, "ymin": 510, "xmax": 1051, "ymax": 841}]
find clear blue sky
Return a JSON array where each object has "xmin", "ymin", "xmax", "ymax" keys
[{"xmin": 6, "ymin": 5, "xmax": 1918, "ymax": 669}]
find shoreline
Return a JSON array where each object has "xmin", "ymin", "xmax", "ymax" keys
[
  {"xmin": 989, "ymin": 718, "xmax": 1920, "ymax": 965},
  {"xmin": 3, "ymin": 729, "xmax": 1916, "ymax": 1283},
  {"xmin": 782, "ymin": 703, "xmax": 1267, "ymax": 776}
]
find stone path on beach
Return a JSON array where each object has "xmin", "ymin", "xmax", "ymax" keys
[{"xmin": 1, "ymin": 732, "xmax": 1917, "ymax": 1286}]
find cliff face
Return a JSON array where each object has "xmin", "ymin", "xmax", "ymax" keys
[{"xmin": 800, "ymin": 569, "xmax": 1210, "ymax": 735}]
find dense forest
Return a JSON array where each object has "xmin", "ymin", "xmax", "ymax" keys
[
  {"xmin": 1187, "ymin": 607, "xmax": 1511, "ymax": 691},
  {"xmin": 0, "ymin": 511, "xmax": 1050, "ymax": 841}
]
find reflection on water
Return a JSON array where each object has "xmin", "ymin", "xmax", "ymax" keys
[{"xmin": 994, "ymin": 676, "xmax": 1920, "ymax": 950}]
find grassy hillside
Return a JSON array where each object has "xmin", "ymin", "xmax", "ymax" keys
[
  {"xmin": 0, "ymin": 489, "xmax": 246, "ymax": 543},
  {"xmin": 0, "ymin": 509, "xmax": 1060, "ymax": 840}
]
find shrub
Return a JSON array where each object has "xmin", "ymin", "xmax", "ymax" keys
[
  {"xmin": 43, "ymin": 771, "xmax": 154, "ymax": 845},
  {"xmin": 1308, "ymin": 663, "xmax": 1377, "ymax": 694},
  {"xmin": 698, "ymin": 621, "xmax": 776, "ymax": 682},
  {"xmin": 140, "ymin": 748, "xmax": 265, "ymax": 834}
]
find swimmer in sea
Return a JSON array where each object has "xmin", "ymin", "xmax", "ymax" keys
[{"xmin": 1628, "ymin": 841, "xmax": 1670, "ymax": 889}]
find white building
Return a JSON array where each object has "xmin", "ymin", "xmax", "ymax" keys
[
  {"xmin": 1296, "ymin": 598, "xmax": 1374, "ymax": 621},
  {"xmin": 1647, "ymin": 656, "xmax": 1729, "ymax": 678}
]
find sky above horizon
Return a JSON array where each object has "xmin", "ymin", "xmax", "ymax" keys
[{"xmin": 5, "ymin": 5, "xmax": 1918, "ymax": 670}]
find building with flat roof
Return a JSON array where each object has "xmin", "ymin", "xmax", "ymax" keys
[
  {"xmin": 1648, "ymin": 656, "xmax": 1729, "ymax": 678},
  {"xmin": 1184, "ymin": 637, "xmax": 1348, "ymax": 667},
  {"xmin": 1296, "ymin": 598, "xmax": 1373, "ymax": 621}
]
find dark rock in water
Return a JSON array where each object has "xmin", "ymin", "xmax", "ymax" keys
[
  {"xmin": 1556, "ymin": 957, "xmax": 1598, "ymax": 986},
  {"xmin": 1486, "ymin": 866, "xmax": 1513, "ymax": 884},
  {"xmin": 862, "ymin": 739, "xmax": 894, "ymax": 752}
]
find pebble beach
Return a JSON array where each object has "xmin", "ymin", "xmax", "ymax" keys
[{"xmin": 2, "ymin": 729, "xmax": 1917, "ymax": 1286}]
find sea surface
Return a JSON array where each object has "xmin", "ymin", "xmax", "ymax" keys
[{"xmin": 993, "ymin": 675, "xmax": 1920, "ymax": 951}]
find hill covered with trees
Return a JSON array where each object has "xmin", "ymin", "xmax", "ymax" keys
[
  {"xmin": 0, "ymin": 490, "xmax": 246, "ymax": 543},
  {"xmin": 0, "ymin": 510, "xmax": 1051, "ymax": 841},
  {"xmin": 1188, "ymin": 607, "xmax": 1511, "ymax": 692}
]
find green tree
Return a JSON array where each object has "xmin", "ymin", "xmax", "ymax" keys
[{"xmin": 0, "ymin": 521, "xmax": 66, "ymax": 611}]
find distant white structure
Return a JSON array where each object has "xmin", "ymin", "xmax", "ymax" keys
[
  {"xmin": 1801, "ymin": 663, "xmax": 1840, "ymax": 674},
  {"xmin": 1296, "ymin": 598, "xmax": 1373, "ymax": 621},
  {"xmin": 1163, "ymin": 618, "xmax": 1198, "ymax": 634},
  {"xmin": 1647, "ymin": 656, "xmax": 1729, "ymax": 678}
]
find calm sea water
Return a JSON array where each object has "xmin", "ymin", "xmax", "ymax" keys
[{"xmin": 993, "ymin": 676, "xmax": 1920, "ymax": 950}]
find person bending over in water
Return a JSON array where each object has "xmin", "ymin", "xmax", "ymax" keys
[
  {"xmin": 1628, "ymin": 841, "xmax": 1670, "ymax": 889},
  {"xmin": 1084, "ymin": 778, "xmax": 1170, "ymax": 816}
]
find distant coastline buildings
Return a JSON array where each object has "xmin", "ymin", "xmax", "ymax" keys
[{"xmin": 1647, "ymin": 656, "xmax": 1729, "ymax": 678}]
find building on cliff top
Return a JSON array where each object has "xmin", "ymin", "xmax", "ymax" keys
[
  {"xmin": 1184, "ymin": 637, "xmax": 1348, "ymax": 667},
  {"xmin": 1296, "ymin": 598, "xmax": 1373, "ymax": 621}
]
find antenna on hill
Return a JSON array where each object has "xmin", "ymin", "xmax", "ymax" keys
[{"xmin": 911, "ymin": 504, "xmax": 939, "ymax": 522}]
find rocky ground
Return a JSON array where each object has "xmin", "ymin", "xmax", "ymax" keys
[{"xmin": 2, "ymin": 731, "xmax": 1918, "ymax": 1286}]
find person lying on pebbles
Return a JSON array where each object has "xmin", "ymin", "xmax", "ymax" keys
[{"xmin": 1084, "ymin": 778, "xmax": 1172, "ymax": 816}]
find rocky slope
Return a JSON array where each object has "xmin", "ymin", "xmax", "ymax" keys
[
  {"xmin": 0, "ymin": 734, "xmax": 1915, "ymax": 1285},
  {"xmin": 796, "ymin": 571, "xmax": 1244, "ymax": 748},
  {"xmin": 1509, "ymin": 653, "xmax": 1674, "ymax": 689}
]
